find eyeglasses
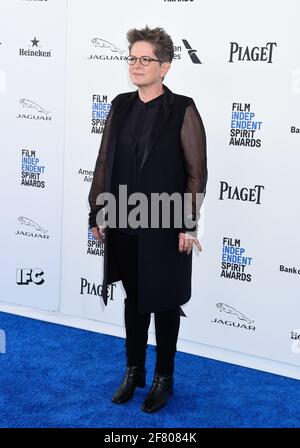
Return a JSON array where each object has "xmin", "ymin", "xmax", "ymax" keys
[{"xmin": 126, "ymin": 55, "xmax": 162, "ymax": 66}]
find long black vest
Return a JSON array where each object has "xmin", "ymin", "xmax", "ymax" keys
[{"xmin": 102, "ymin": 84, "xmax": 195, "ymax": 314}]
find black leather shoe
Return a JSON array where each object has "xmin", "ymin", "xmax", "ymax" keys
[
  {"xmin": 141, "ymin": 372, "xmax": 174, "ymax": 413},
  {"xmin": 111, "ymin": 365, "xmax": 146, "ymax": 404}
]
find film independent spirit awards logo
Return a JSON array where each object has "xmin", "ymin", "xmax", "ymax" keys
[
  {"xmin": 21, "ymin": 149, "xmax": 46, "ymax": 188},
  {"xmin": 221, "ymin": 237, "xmax": 253, "ymax": 282},
  {"xmin": 76, "ymin": 92, "xmax": 111, "ymax": 190},
  {"xmin": 91, "ymin": 93, "xmax": 111, "ymax": 134},
  {"xmin": 229, "ymin": 102, "xmax": 263, "ymax": 148}
]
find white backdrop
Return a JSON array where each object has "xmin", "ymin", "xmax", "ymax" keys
[{"xmin": 1, "ymin": 0, "xmax": 300, "ymax": 379}]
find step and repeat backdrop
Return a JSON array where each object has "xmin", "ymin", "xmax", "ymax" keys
[{"xmin": 1, "ymin": 0, "xmax": 300, "ymax": 377}]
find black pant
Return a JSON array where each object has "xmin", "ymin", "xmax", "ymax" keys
[{"xmin": 109, "ymin": 228, "xmax": 181, "ymax": 376}]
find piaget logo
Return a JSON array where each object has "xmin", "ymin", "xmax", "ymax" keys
[
  {"xmin": 228, "ymin": 42, "xmax": 277, "ymax": 63},
  {"xmin": 80, "ymin": 277, "xmax": 117, "ymax": 302},
  {"xmin": 219, "ymin": 182, "xmax": 264, "ymax": 204}
]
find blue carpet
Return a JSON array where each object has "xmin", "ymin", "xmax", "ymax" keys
[{"xmin": 0, "ymin": 311, "xmax": 299, "ymax": 428}]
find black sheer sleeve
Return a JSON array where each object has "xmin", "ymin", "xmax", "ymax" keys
[
  {"xmin": 88, "ymin": 105, "xmax": 114, "ymax": 229},
  {"xmin": 180, "ymin": 99, "xmax": 208, "ymax": 235}
]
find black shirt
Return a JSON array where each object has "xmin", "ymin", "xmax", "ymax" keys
[{"xmin": 110, "ymin": 91, "xmax": 164, "ymax": 235}]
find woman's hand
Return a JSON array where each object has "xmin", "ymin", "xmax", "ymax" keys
[
  {"xmin": 178, "ymin": 232, "xmax": 202, "ymax": 254},
  {"xmin": 91, "ymin": 225, "xmax": 106, "ymax": 243}
]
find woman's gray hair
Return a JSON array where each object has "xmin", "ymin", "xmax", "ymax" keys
[{"xmin": 127, "ymin": 25, "xmax": 174, "ymax": 63}]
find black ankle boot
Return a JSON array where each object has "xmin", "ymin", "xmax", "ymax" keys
[
  {"xmin": 111, "ymin": 365, "xmax": 146, "ymax": 404},
  {"xmin": 141, "ymin": 372, "xmax": 174, "ymax": 413}
]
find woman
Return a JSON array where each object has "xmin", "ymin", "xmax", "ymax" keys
[{"xmin": 88, "ymin": 26, "xmax": 207, "ymax": 413}]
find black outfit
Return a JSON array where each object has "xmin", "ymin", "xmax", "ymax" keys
[
  {"xmin": 88, "ymin": 84, "xmax": 207, "ymax": 376},
  {"xmin": 110, "ymin": 91, "xmax": 164, "ymax": 234},
  {"xmin": 110, "ymin": 92, "xmax": 180, "ymax": 375},
  {"xmin": 88, "ymin": 85, "xmax": 207, "ymax": 314}
]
